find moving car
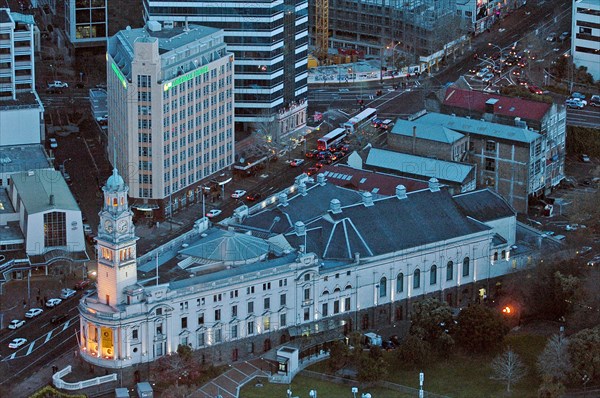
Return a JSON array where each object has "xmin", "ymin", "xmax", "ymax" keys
[
  {"xmin": 306, "ymin": 167, "xmax": 320, "ymax": 176},
  {"xmin": 25, "ymin": 308, "xmax": 43, "ymax": 318},
  {"xmin": 206, "ymin": 209, "xmax": 222, "ymax": 218},
  {"xmin": 565, "ymin": 98, "xmax": 586, "ymax": 109},
  {"xmin": 231, "ymin": 189, "xmax": 247, "ymax": 199},
  {"xmin": 546, "ymin": 32, "xmax": 557, "ymax": 42},
  {"xmin": 60, "ymin": 288, "xmax": 76, "ymax": 299},
  {"xmin": 577, "ymin": 246, "xmax": 592, "ymax": 256},
  {"xmin": 48, "ymin": 80, "xmax": 68, "ymax": 88},
  {"xmin": 571, "ymin": 92, "xmax": 586, "ymax": 100},
  {"xmin": 559, "ymin": 31, "xmax": 570, "ymax": 41},
  {"xmin": 581, "ymin": 154, "xmax": 591, "ymax": 163},
  {"xmin": 587, "ymin": 255, "xmax": 600, "ymax": 267},
  {"xmin": 49, "ymin": 138, "xmax": 58, "ymax": 149},
  {"xmin": 290, "ymin": 159, "xmax": 305, "ymax": 167},
  {"xmin": 528, "ymin": 85, "xmax": 543, "ymax": 95},
  {"xmin": 245, "ymin": 192, "xmax": 262, "ymax": 201},
  {"xmin": 8, "ymin": 338, "xmax": 28, "ymax": 349},
  {"xmin": 8, "ymin": 319, "xmax": 25, "ymax": 329},
  {"xmin": 476, "ymin": 68, "xmax": 490, "ymax": 78},
  {"xmin": 75, "ymin": 279, "xmax": 91, "ymax": 290},
  {"xmin": 482, "ymin": 73, "xmax": 495, "ymax": 83},
  {"xmin": 46, "ymin": 298, "xmax": 62, "ymax": 308}
]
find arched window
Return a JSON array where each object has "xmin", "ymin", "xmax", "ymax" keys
[
  {"xmin": 413, "ymin": 269, "xmax": 421, "ymax": 289},
  {"xmin": 396, "ymin": 273, "xmax": 404, "ymax": 293},
  {"xmin": 379, "ymin": 276, "xmax": 387, "ymax": 297},
  {"xmin": 446, "ymin": 261, "xmax": 453, "ymax": 281},
  {"xmin": 501, "ymin": 250, "xmax": 506, "ymax": 259},
  {"xmin": 430, "ymin": 264, "xmax": 437, "ymax": 285},
  {"xmin": 463, "ymin": 257, "xmax": 470, "ymax": 277}
]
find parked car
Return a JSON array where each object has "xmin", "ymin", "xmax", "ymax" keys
[
  {"xmin": 559, "ymin": 31, "xmax": 570, "ymax": 41},
  {"xmin": 577, "ymin": 246, "xmax": 592, "ymax": 256},
  {"xmin": 590, "ymin": 95, "xmax": 600, "ymax": 107},
  {"xmin": 231, "ymin": 189, "xmax": 247, "ymax": 199},
  {"xmin": 60, "ymin": 288, "xmax": 76, "ymax": 299},
  {"xmin": 546, "ymin": 32, "xmax": 557, "ymax": 42},
  {"xmin": 74, "ymin": 279, "xmax": 91, "ymax": 290},
  {"xmin": 25, "ymin": 308, "xmax": 43, "ymax": 318},
  {"xmin": 245, "ymin": 192, "xmax": 262, "ymax": 202},
  {"xmin": 83, "ymin": 224, "xmax": 93, "ymax": 236},
  {"xmin": 565, "ymin": 98, "xmax": 586, "ymax": 109},
  {"xmin": 49, "ymin": 138, "xmax": 58, "ymax": 149},
  {"xmin": 290, "ymin": 159, "xmax": 305, "ymax": 167},
  {"xmin": 48, "ymin": 80, "xmax": 68, "ymax": 88},
  {"xmin": 587, "ymin": 255, "xmax": 600, "ymax": 267},
  {"xmin": 8, "ymin": 338, "xmax": 28, "ymax": 349},
  {"xmin": 571, "ymin": 92, "xmax": 586, "ymax": 100},
  {"xmin": 206, "ymin": 209, "xmax": 222, "ymax": 218},
  {"xmin": 46, "ymin": 298, "xmax": 62, "ymax": 308},
  {"xmin": 8, "ymin": 319, "xmax": 25, "ymax": 329},
  {"xmin": 581, "ymin": 154, "xmax": 591, "ymax": 163},
  {"xmin": 51, "ymin": 313, "xmax": 69, "ymax": 324},
  {"xmin": 476, "ymin": 68, "xmax": 490, "ymax": 78},
  {"xmin": 528, "ymin": 85, "xmax": 543, "ymax": 95}
]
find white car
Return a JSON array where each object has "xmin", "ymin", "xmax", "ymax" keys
[
  {"xmin": 206, "ymin": 209, "xmax": 222, "ymax": 218},
  {"xmin": 581, "ymin": 154, "xmax": 591, "ymax": 163},
  {"xmin": 83, "ymin": 224, "xmax": 93, "ymax": 236},
  {"xmin": 231, "ymin": 190, "xmax": 247, "ymax": 199},
  {"xmin": 290, "ymin": 159, "xmax": 305, "ymax": 167},
  {"xmin": 476, "ymin": 68, "xmax": 490, "ymax": 78},
  {"xmin": 8, "ymin": 338, "xmax": 28, "ymax": 349},
  {"xmin": 8, "ymin": 319, "xmax": 25, "ymax": 329},
  {"xmin": 565, "ymin": 99, "xmax": 586, "ymax": 109},
  {"xmin": 481, "ymin": 73, "xmax": 495, "ymax": 83},
  {"xmin": 48, "ymin": 80, "xmax": 68, "ymax": 88},
  {"xmin": 25, "ymin": 308, "xmax": 43, "ymax": 318},
  {"xmin": 60, "ymin": 288, "xmax": 76, "ymax": 299},
  {"xmin": 46, "ymin": 298, "xmax": 62, "ymax": 308},
  {"xmin": 49, "ymin": 138, "xmax": 58, "ymax": 149}
]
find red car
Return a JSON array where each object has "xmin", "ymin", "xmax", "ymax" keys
[
  {"xmin": 74, "ymin": 280, "xmax": 90, "ymax": 290},
  {"xmin": 306, "ymin": 167, "xmax": 320, "ymax": 176},
  {"xmin": 528, "ymin": 85, "xmax": 543, "ymax": 95}
]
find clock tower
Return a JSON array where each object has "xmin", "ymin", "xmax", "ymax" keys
[{"xmin": 96, "ymin": 167, "xmax": 138, "ymax": 308}]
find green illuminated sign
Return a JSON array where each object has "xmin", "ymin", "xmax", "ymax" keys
[
  {"xmin": 111, "ymin": 63, "xmax": 127, "ymax": 88},
  {"xmin": 163, "ymin": 66, "xmax": 209, "ymax": 91}
]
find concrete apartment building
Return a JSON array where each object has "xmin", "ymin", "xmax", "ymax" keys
[
  {"xmin": 80, "ymin": 170, "xmax": 519, "ymax": 369},
  {"xmin": 571, "ymin": 0, "xmax": 600, "ymax": 81},
  {"xmin": 414, "ymin": 112, "xmax": 545, "ymax": 213},
  {"xmin": 106, "ymin": 22, "xmax": 235, "ymax": 219},
  {"xmin": 63, "ymin": 0, "xmax": 108, "ymax": 50},
  {"xmin": 143, "ymin": 0, "xmax": 309, "ymax": 142},
  {"xmin": 440, "ymin": 88, "xmax": 566, "ymax": 190},
  {"xmin": 0, "ymin": 8, "xmax": 45, "ymax": 145},
  {"xmin": 455, "ymin": 0, "xmax": 527, "ymax": 35}
]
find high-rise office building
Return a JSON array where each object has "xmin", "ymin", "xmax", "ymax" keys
[
  {"xmin": 143, "ymin": 0, "xmax": 308, "ymax": 143},
  {"xmin": 572, "ymin": 0, "xmax": 600, "ymax": 81},
  {"xmin": 107, "ymin": 22, "xmax": 235, "ymax": 219},
  {"xmin": 64, "ymin": 0, "xmax": 109, "ymax": 49}
]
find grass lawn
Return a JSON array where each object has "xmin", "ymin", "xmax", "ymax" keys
[
  {"xmin": 239, "ymin": 375, "xmax": 415, "ymax": 398},
  {"xmin": 380, "ymin": 333, "xmax": 547, "ymax": 398}
]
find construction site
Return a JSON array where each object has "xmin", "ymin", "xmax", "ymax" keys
[{"xmin": 309, "ymin": 0, "xmax": 462, "ymax": 68}]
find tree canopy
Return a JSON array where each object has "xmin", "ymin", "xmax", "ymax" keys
[{"xmin": 455, "ymin": 304, "xmax": 509, "ymax": 353}]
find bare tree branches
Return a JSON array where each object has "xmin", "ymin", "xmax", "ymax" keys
[
  {"xmin": 537, "ymin": 334, "xmax": 572, "ymax": 382},
  {"xmin": 490, "ymin": 347, "xmax": 527, "ymax": 393}
]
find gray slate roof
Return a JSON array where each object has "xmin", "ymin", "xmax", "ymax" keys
[
  {"xmin": 415, "ymin": 112, "xmax": 541, "ymax": 143},
  {"xmin": 365, "ymin": 148, "xmax": 473, "ymax": 183},
  {"xmin": 11, "ymin": 170, "xmax": 79, "ymax": 214},
  {"xmin": 180, "ymin": 229, "xmax": 269, "ymax": 263},
  {"xmin": 390, "ymin": 118, "xmax": 464, "ymax": 144},
  {"xmin": 453, "ymin": 189, "xmax": 516, "ymax": 222}
]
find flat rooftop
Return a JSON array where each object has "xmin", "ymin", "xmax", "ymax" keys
[{"xmin": 0, "ymin": 145, "xmax": 52, "ymax": 174}]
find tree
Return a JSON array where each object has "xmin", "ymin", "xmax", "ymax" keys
[
  {"xmin": 490, "ymin": 347, "xmax": 527, "ymax": 393},
  {"xmin": 327, "ymin": 340, "xmax": 349, "ymax": 373},
  {"xmin": 395, "ymin": 334, "xmax": 432, "ymax": 369},
  {"xmin": 567, "ymin": 326, "xmax": 600, "ymax": 385},
  {"xmin": 356, "ymin": 347, "xmax": 388, "ymax": 383},
  {"xmin": 536, "ymin": 334, "xmax": 571, "ymax": 383},
  {"xmin": 455, "ymin": 304, "xmax": 509, "ymax": 354},
  {"xmin": 537, "ymin": 374, "xmax": 566, "ymax": 398},
  {"xmin": 410, "ymin": 298, "xmax": 456, "ymax": 355}
]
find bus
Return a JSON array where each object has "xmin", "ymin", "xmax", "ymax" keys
[
  {"xmin": 343, "ymin": 107, "xmax": 377, "ymax": 133},
  {"xmin": 317, "ymin": 128, "xmax": 347, "ymax": 151}
]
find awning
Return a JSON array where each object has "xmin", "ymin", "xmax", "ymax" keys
[{"xmin": 131, "ymin": 203, "xmax": 160, "ymax": 211}]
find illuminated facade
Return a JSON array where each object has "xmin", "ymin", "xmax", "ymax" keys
[
  {"xmin": 106, "ymin": 22, "xmax": 235, "ymax": 219},
  {"xmin": 64, "ymin": 0, "xmax": 108, "ymax": 48},
  {"xmin": 78, "ymin": 171, "xmax": 521, "ymax": 369}
]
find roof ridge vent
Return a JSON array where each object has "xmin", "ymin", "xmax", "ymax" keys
[
  {"xmin": 294, "ymin": 221, "xmax": 306, "ymax": 236},
  {"xmin": 298, "ymin": 182, "xmax": 307, "ymax": 196},
  {"xmin": 395, "ymin": 185, "xmax": 407, "ymax": 199},
  {"xmin": 330, "ymin": 198, "xmax": 342, "ymax": 214},
  {"xmin": 362, "ymin": 191, "xmax": 374, "ymax": 207},
  {"xmin": 317, "ymin": 173, "xmax": 326, "ymax": 186},
  {"xmin": 429, "ymin": 177, "xmax": 440, "ymax": 192},
  {"xmin": 279, "ymin": 193, "xmax": 288, "ymax": 207}
]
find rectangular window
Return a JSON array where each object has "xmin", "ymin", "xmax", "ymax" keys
[
  {"xmin": 303, "ymin": 308, "xmax": 310, "ymax": 321},
  {"xmin": 304, "ymin": 288, "xmax": 310, "ymax": 301},
  {"xmin": 485, "ymin": 158, "xmax": 495, "ymax": 172},
  {"xmin": 334, "ymin": 300, "xmax": 340, "ymax": 314},
  {"xmin": 280, "ymin": 294, "xmax": 286, "ymax": 307},
  {"xmin": 248, "ymin": 301, "xmax": 254, "ymax": 314},
  {"xmin": 132, "ymin": 329, "xmax": 138, "ymax": 339},
  {"xmin": 181, "ymin": 317, "xmax": 187, "ymax": 329},
  {"xmin": 198, "ymin": 313, "xmax": 204, "ymax": 325},
  {"xmin": 248, "ymin": 321, "xmax": 254, "ymax": 335},
  {"xmin": 280, "ymin": 313, "xmax": 286, "ymax": 327},
  {"xmin": 43, "ymin": 211, "xmax": 67, "ymax": 247},
  {"xmin": 344, "ymin": 297, "xmax": 351, "ymax": 312},
  {"xmin": 198, "ymin": 333, "xmax": 205, "ymax": 346},
  {"xmin": 485, "ymin": 140, "xmax": 496, "ymax": 152},
  {"xmin": 231, "ymin": 324, "xmax": 238, "ymax": 339},
  {"xmin": 264, "ymin": 297, "xmax": 270, "ymax": 310},
  {"xmin": 322, "ymin": 303, "xmax": 328, "ymax": 317},
  {"xmin": 232, "ymin": 305, "xmax": 237, "ymax": 318},
  {"xmin": 214, "ymin": 309, "xmax": 221, "ymax": 321}
]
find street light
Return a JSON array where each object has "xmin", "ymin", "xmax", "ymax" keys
[
  {"xmin": 386, "ymin": 42, "xmax": 402, "ymax": 73},
  {"xmin": 351, "ymin": 387, "xmax": 358, "ymax": 398},
  {"xmin": 309, "ymin": 389, "xmax": 317, "ymax": 398}
]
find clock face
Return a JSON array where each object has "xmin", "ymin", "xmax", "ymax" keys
[
  {"xmin": 104, "ymin": 220, "xmax": 113, "ymax": 233},
  {"xmin": 118, "ymin": 220, "xmax": 128, "ymax": 233}
]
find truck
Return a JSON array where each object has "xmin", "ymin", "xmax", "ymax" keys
[{"xmin": 362, "ymin": 332, "xmax": 382, "ymax": 348}]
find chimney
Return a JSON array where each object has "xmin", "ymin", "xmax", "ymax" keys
[
  {"xmin": 317, "ymin": 173, "xmax": 326, "ymax": 186},
  {"xmin": 485, "ymin": 98, "xmax": 499, "ymax": 114},
  {"xmin": 279, "ymin": 193, "xmax": 288, "ymax": 206},
  {"xmin": 362, "ymin": 191, "xmax": 374, "ymax": 207},
  {"xmin": 49, "ymin": 194, "xmax": 54, "ymax": 205},
  {"xmin": 354, "ymin": 252, "xmax": 360, "ymax": 264},
  {"xmin": 329, "ymin": 198, "xmax": 342, "ymax": 214},
  {"xmin": 395, "ymin": 184, "xmax": 407, "ymax": 199},
  {"xmin": 428, "ymin": 177, "xmax": 440, "ymax": 192},
  {"xmin": 298, "ymin": 182, "xmax": 307, "ymax": 196},
  {"xmin": 295, "ymin": 221, "xmax": 306, "ymax": 236},
  {"xmin": 184, "ymin": 16, "xmax": 189, "ymax": 31},
  {"xmin": 412, "ymin": 125, "xmax": 417, "ymax": 154}
]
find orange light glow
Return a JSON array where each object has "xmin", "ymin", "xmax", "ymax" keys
[{"xmin": 502, "ymin": 306, "xmax": 512, "ymax": 314}]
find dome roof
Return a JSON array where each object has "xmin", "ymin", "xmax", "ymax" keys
[
  {"xmin": 180, "ymin": 230, "xmax": 269, "ymax": 264},
  {"xmin": 106, "ymin": 168, "xmax": 125, "ymax": 191}
]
